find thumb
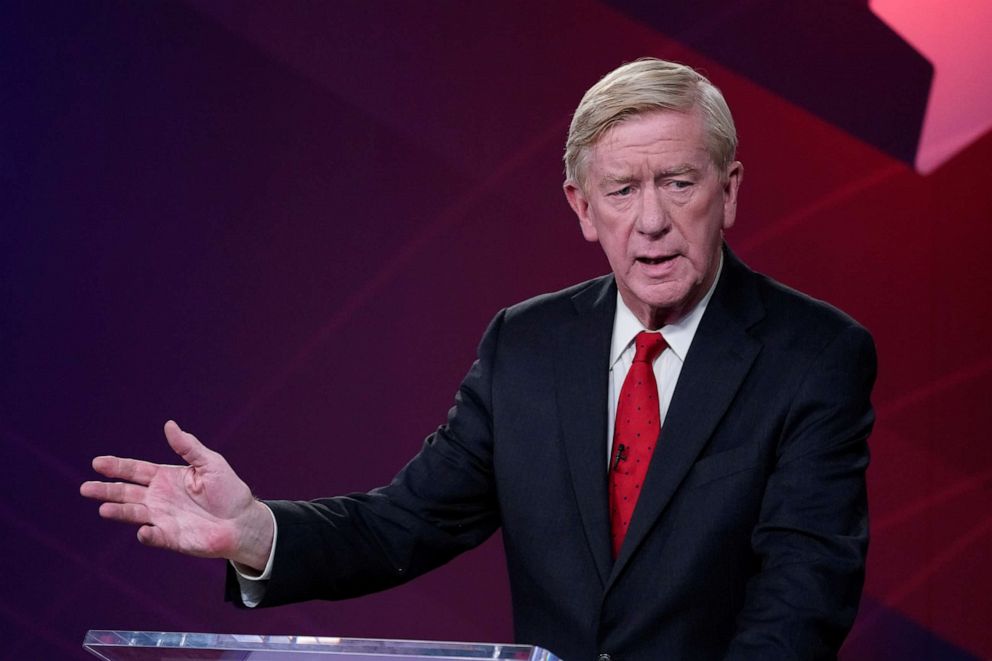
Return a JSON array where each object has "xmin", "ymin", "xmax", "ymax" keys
[{"xmin": 164, "ymin": 420, "xmax": 212, "ymax": 468}]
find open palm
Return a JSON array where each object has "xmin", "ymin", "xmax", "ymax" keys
[{"xmin": 81, "ymin": 421, "xmax": 272, "ymax": 569}]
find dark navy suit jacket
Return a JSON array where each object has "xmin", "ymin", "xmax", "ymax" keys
[{"xmin": 227, "ymin": 247, "xmax": 876, "ymax": 661}]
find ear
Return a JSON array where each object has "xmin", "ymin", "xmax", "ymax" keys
[
  {"xmin": 721, "ymin": 161, "xmax": 743, "ymax": 231},
  {"xmin": 564, "ymin": 180, "xmax": 599, "ymax": 243}
]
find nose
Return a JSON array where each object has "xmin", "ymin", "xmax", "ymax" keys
[{"xmin": 635, "ymin": 186, "xmax": 670, "ymax": 237}]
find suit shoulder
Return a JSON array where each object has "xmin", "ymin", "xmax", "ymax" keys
[
  {"xmin": 474, "ymin": 275, "xmax": 612, "ymax": 358},
  {"xmin": 762, "ymin": 273, "xmax": 865, "ymax": 327},
  {"xmin": 502, "ymin": 274, "xmax": 613, "ymax": 326},
  {"xmin": 743, "ymin": 268, "xmax": 874, "ymax": 356}
]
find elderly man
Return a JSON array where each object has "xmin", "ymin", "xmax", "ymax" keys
[{"xmin": 83, "ymin": 58, "xmax": 875, "ymax": 660}]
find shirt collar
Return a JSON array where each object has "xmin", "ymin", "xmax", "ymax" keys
[{"xmin": 609, "ymin": 253, "xmax": 723, "ymax": 368}]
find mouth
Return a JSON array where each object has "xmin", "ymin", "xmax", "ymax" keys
[{"xmin": 636, "ymin": 255, "xmax": 677, "ymax": 265}]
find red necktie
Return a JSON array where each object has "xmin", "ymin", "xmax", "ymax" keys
[{"xmin": 609, "ymin": 331, "xmax": 667, "ymax": 558}]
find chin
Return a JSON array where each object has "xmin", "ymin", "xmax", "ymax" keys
[{"xmin": 630, "ymin": 284, "xmax": 692, "ymax": 316}]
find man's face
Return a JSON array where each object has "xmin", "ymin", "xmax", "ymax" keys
[{"xmin": 564, "ymin": 108, "xmax": 742, "ymax": 329}]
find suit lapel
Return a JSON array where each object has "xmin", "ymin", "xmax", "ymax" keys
[
  {"xmin": 554, "ymin": 276, "xmax": 616, "ymax": 587},
  {"xmin": 607, "ymin": 249, "xmax": 765, "ymax": 587}
]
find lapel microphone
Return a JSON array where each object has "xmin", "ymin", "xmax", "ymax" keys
[{"xmin": 612, "ymin": 443, "xmax": 629, "ymax": 472}]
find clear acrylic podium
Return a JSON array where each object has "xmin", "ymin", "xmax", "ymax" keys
[{"xmin": 83, "ymin": 630, "xmax": 561, "ymax": 660}]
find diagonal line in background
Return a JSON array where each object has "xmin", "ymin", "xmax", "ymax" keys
[
  {"xmin": 3, "ymin": 423, "xmax": 333, "ymax": 655},
  {"xmin": 0, "ymin": 599, "xmax": 81, "ymax": 659},
  {"xmin": 3, "ymin": 476, "xmax": 327, "ymax": 656},
  {"xmin": 2, "ymin": 425, "xmax": 90, "ymax": 486},
  {"xmin": 1, "ymin": 422, "xmax": 179, "ymax": 655},
  {"xmin": 181, "ymin": 0, "xmax": 491, "ymax": 175},
  {"xmin": 3, "ymin": 547, "xmax": 134, "ymax": 660},
  {"xmin": 0, "ymin": 497, "xmax": 175, "ymax": 595},
  {"xmin": 866, "ymin": 357, "xmax": 992, "ymax": 533},
  {"xmin": 0, "ymin": 499, "xmax": 186, "ymax": 657},
  {"xmin": 736, "ymin": 162, "xmax": 906, "ymax": 254},
  {"xmin": 873, "ymin": 464, "xmax": 992, "ymax": 534},
  {"xmin": 0, "ymin": 425, "xmax": 167, "ymax": 655},
  {"xmin": 851, "ymin": 512, "xmax": 992, "ymax": 648},
  {"xmin": 208, "ymin": 118, "xmax": 570, "ymax": 451},
  {"xmin": 876, "ymin": 356, "xmax": 992, "ymax": 419},
  {"xmin": 3, "ymin": 425, "xmax": 328, "ymax": 654}
]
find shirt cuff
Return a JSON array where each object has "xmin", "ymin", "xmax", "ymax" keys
[{"xmin": 230, "ymin": 503, "xmax": 278, "ymax": 607}]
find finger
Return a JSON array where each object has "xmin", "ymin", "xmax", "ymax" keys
[
  {"xmin": 98, "ymin": 501, "xmax": 151, "ymax": 525},
  {"xmin": 80, "ymin": 480, "xmax": 146, "ymax": 504},
  {"xmin": 91, "ymin": 455, "xmax": 159, "ymax": 485},
  {"xmin": 164, "ymin": 420, "xmax": 212, "ymax": 469},
  {"xmin": 136, "ymin": 525, "xmax": 167, "ymax": 548}
]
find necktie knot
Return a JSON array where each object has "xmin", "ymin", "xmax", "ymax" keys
[{"xmin": 633, "ymin": 331, "xmax": 667, "ymax": 364}]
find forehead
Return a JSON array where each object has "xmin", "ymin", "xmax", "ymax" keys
[{"xmin": 588, "ymin": 109, "xmax": 711, "ymax": 175}]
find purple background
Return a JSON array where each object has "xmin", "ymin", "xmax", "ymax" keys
[{"xmin": 2, "ymin": 1, "xmax": 990, "ymax": 659}]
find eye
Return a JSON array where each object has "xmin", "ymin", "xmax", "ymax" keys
[
  {"xmin": 670, "ymin": 180, "xmax": 693, "ymax": 190},
  {"xmin": 610, "ymin": 185, "xmax": 633, "ymax": 197}
]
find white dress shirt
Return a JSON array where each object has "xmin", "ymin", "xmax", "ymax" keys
[{"xmin": 232, "ymin": 505, "xmax": 277, "ymax": 606}]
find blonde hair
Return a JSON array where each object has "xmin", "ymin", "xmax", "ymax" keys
[{"xmin": 564, "ymin": 58, "xmax": 738, "ymax": 186}]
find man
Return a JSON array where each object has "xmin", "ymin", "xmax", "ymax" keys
[{"xmin": 82, "ymin": 58, "xmax": 876, "ymax": 660}]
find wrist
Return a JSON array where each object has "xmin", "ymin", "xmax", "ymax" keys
[{"xmin": 230, "ymin": 499, "xmax": 275, "ymax": 572}]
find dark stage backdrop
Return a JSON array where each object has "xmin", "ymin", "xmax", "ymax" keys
[{"xmin": 2, "ymin": 1, "xmax": 990, "ymax": 659}]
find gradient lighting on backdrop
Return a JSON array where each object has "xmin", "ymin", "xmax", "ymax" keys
[
  {"xmin": 870, "ymin": 0, "xmax": 992, "ymax": 173},
  {"xmin": 1, "ymin": 2, "xmax": 990, "ymax": 659}
]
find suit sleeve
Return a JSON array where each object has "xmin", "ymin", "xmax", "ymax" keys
[
  {"xmin": 226, "ymin": 311, "xmax": 506, "ymax": 607},
  {"xmin": 724, "ymin": 323, "xmax": 876, "ymax": 660}
]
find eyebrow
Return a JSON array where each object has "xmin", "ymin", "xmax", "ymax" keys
[
  {"xmin": 658, "ymin": 164, "xmax": 699, "ymax": 177},
  {"xmin": 598, "ymin": 164, "xmax": 701, "ymax": 188},
  {"xmin": 599, "ymin": 173, "xmax": 637, "ymax": 187}
]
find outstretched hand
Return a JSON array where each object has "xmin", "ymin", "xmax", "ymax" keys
[{"xmin": 81, "ymin": 421, "xmax": 274, "ymax": 571}]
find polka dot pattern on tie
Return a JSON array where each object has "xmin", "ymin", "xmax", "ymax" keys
[{"xmin": 609, "ymin": 331, "xmax": 667, "ymax": 558}]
